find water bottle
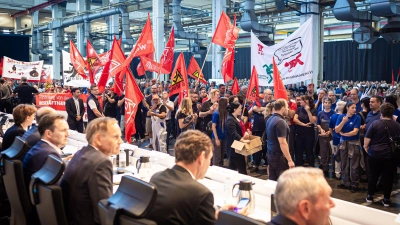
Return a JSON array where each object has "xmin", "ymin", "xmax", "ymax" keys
[{"xmin": 119, "ymin": 150, "xmax": 126, "ymax": 168}]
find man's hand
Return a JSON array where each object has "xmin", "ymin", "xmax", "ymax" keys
[
  {"xmin": 76, "ymin": 115, "xmax": 81, "ymax": 121},
  {"xmin": 215, "ymin": 138, "xmax": 221, "ymax": 147},
  {"xmin": 288, "ymin": 161, "xmax": 295, "ymax": 168},
  {"xmin": 62, "ymin": 155, "xmax": 73, "ymax": 162}
]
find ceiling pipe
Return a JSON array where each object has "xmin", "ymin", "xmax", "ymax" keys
[
  {"xmin": 171, "ymin": 0, "xmax": 208, "ymax": 40},
  {"xmin": 240, "ymin": 0, "xmax": 274, "ymax": 33},
  {"xmin": 370, "ymin": 0, "xmax": 400, "ymax": 43},
  {"xmin": 31, "ymin": 30, "xmax": 39, "ymax": 54},
  {"xmin": 33, "ymin": 5, "xmax": 134, "ymax": 45}
]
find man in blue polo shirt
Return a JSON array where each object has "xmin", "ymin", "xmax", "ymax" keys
[
  {"xmin": 349, "ymin": 88, "xmax": 362, "ymax": 113},
  {"xmin": 364, "ymin": 96, "xmax": 382, "ymax": 132},
  {"xmin": 335, "ymin": 83, "xmax": 345, "ymax": 100}
]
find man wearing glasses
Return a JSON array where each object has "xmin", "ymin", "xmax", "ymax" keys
[
  {"xmin": 87, "ymin": 84, "xmax": 104, "ymax": 123},
  {"xmin": 66, "ymin": 88, "xmax": 85, "ymax": 133}
]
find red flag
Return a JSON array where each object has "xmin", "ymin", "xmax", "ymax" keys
[
  {"xmin": 221, "ymin": 46, "xmax": 235, "ymax": 82},
  {"xmin": 159, "ymin": 27, "xmax": 175, "ymax": 73},
  {"xmin": 187, "ymin": 56, "xmax": 206, "ymax": 84},
  {"xmin": 140, "ymin": 56, "xmax": 169, "ymax": 74},
  {"xmin": 70, "ymin": 40, "xmax": 88, "ymax": 79},
  {"xmin": 137, "ymin": 52, "xmax": 154, "ymax": 76},
  {"xmin": 0, "ymin": 57, "xmax": 3, "ymax": 76},
  {"xmin": 108, "ymin": 36, "xmax": 126, "ymax": 79},
  {"xmin": 247, "ymin": 66, "xmax": 260, "ymax": 106},
  {"xmin": 392, "ymin": 69, "xmax": 395, "ymax": 86},
  {"xmin": 97, "ymin": 41, "xmax": 114, "ymax": 94},
  {"xmin": 125, "ymin": 72, "xmax": 144, "ymax": 143},
  {"xmin": 120, "ymin": 14, "xmax": 155, "ymax": 74},
  {"xmin": 231, "ymin": 78, "xmax": 239, "ymax": 95},
  {"xmin": 86, "ymin": 39, "xmax": 102, "ymax": 84},
  {"xmin": 211, "ymin": 11, "xmax": 239, "ymax": 48},
  {"xmin": 169, "ymin": 53, "xmax": 189, "ymax": 104},
  {"xmin": 272, "ymin": 57, "xmax": 288, "ymax": 101},
  {"xmin": 118, "ymin": 37, "xmax": 122, "ymax": 46}
]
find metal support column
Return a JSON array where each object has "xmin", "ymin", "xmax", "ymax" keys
[
  {"xmin": 300, "ymin": 0, "xmax": 322, "ymax": 85},
  {"xmin": 211, "ymin": 0, "xmax": 226, "ymax": 79},
  {"xmin": 76, "ymin": 0, "xmax": 85, "ymax": 54},
  {"xmin": 108, "ymin": 0, "xmax": 120, "ymax": 50},
  {"xmin": 52, "ymin": 3, "xmax": 66, "ymax": 80},
  {"xmin": 14, "ymin": 17, "xmax": 21, "ymax": 33},
  {"xmin": 31, "ymin": 0, "xmax": 40, "ymax": 61},
  {"xmin": 84, "ymin": 0, "xmax": 91, "ymax": 51},
  {"xmin": 153, "ymin": 0, "xmax": 164, "ymax": 79}
]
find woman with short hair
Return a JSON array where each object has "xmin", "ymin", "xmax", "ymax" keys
[{"xmin": 2, "ymin": 104, "xmax": 37, "ymax": 150}]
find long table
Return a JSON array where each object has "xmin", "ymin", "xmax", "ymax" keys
[{"xmin": 67, "ymin": 130, "xmax": 400, "ymax": 225}]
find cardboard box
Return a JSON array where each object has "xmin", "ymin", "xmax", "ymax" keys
[{"xmin": 231, "ymin": 135, "xmax": 263, "ymax": 156}]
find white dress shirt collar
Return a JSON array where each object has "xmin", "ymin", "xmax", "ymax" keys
[
  {"xmin": 41, "ymin": 139, "xmax": 63, "ymax": 155},
  {"xmin": 180, "ymin": 166, "xmax": 195, "ymax": 180}
]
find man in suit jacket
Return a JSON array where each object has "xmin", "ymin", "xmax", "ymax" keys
[
  {"xmin": 66, "ymin": 88, "xmax": 85, "ymax": 133},
  {"xmin": 146, "ymin": 130, "xmax": 245, "ymax": 225},
  {"xmin": 22, "ymin": 114, "xmax": 69, "ymax": 185},
  {"xmin": 61, "ymin": 118, "xmax": 122, "ymax": 225},
  {"xmin": 22, "ymin": 106, "xmax": 56, "ymax": 148},
  {"xmin": 267, "ymin": 168, "xmax": 335, "ymax": 225}
]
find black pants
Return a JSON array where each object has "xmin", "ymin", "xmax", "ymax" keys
[
  {"xmin": 229, "ymin": 156, "xmax": 247, "ymax": 175},
  {"xmin": 367, "ymin": 155, "xmax": 395, "ymax": 199},
  {"xmin": 68, "ymin": 119, "xmax": 84, "ymax": 133},
  {"xmin": 295, "ymin": 134, "xmax": 315, "ymax": 167},
  {"xmin": 267, "ymin": 152, "xmax": 289, "ymax": 181},
  {"xmin": 166, "ymin": 120, "xmax": 172, "ymax": 150},
  {"xmin": 253, "ymin": 131, "xmax": 264, "ymax": 167},
  {"xmin": 133, "ymin": 113, "xmax": 145, "ymax": 140}
]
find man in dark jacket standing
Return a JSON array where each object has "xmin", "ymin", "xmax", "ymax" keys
[
  {"xmin": 66, "ymin": 88, "xmax": 85, "ymax": 133},
  {"xmin": 87, "ymin": 84, "xmax": 104, "ymax": 123},
  {"xmin": 12, "ymin": 76, "xmax": 38, "ymax": 105}
]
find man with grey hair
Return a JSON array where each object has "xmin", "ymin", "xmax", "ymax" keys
[
  {"xmin": 12, "ymin": 76, "xmax": 39, "ymax": 105},
  {"xmin": 268, "ymin": 167, "xmax": 335, "ymax": 225},
  {"xmin": 22, "ymin": 106, "xmax": 57, "ymax": 147}
]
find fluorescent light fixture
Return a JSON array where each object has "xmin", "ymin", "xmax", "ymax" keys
[
  {"xmin": 0, "ymin": 12, "xmax": 8, "ymax": 15},
  {"xmin": 45, "ymin": 17, "xmax": 52, "ymax": 19}
]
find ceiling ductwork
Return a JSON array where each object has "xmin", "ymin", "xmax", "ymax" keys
[
  {"xmin": 32, "ymin": 5, "xmax": 134, "ymax": 54},
  {"xmin": 370, "ymin": 0, "xmax": 400, "ymax": 43},
  {"xmin": 240, "ymin": 0, "xmax": 274, "ymax": 46},
  {"xmin": 333, "ymin": 0, "xmax": 380, "ymax": 49},
  {"xmin": 172, "ymin": 0, "xmax": 208, "ymax": 40}
]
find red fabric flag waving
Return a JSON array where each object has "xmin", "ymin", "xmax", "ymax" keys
[
  {"xmin": 97, "ymin": 43, "xmax": 114, "ymax": 94},
  {"xmin": 159, "ymin": 27, "xmax": 175, "ymax": 73},
  {"xmin": 273, "ymin": 57, "xmax": 288, "ymax": 101},
  {"xmin": 247, "ymin": 66, "xmax": 260, "ymax": 106},
  {"xmin": 137, "ymin": 52, "xmax": 154, "ymax": 76},
  {"xmin": 125, "ymin": 72, "xmax": 144, "ymax": 143},
  {"xmin": 140, "ymin": 56, "xmax": 169, "ymax": 74},
  {"xmin": 187, "ymin": 56, "xmax": 207, "ymax": 84},
  {"xmin": 211, "ymin": 11, "xmax": 240, "ymax": 48},
  {"xmin": 86, "ymin": 39, "xmax": 102, "ymax": 84},
  {"xmin": 0, "ymin": 57, "xmax": 3, "ymax": 76},
  {"xmin": 392, "ymin": 69, "xmax": 395, "ymax": 86},
  {"xmin": 231, "ymin": 78, "xmax": 239, "ymax": 95},
  {"xmin": 120, "ymin": 14, "xmax": 155, "ymax": 74},
  {"xmin": 221, "ymin": 46, "xmax": 235, "ymax": 82},
  {"xmin": 169, "ymin": 53, "xmax": 189, "ymax": 104},
  {"xmin": 108, "ymin": 36, "xmax": 126, "ymax": 79},
  {"xmin": 70, "ymin": 40, "xmax": 88, "ymax": 79}
]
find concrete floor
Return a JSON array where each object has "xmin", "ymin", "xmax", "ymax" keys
[{"xmin": 134, "ymin": 137, "xmax": 400, "ymax": 215}]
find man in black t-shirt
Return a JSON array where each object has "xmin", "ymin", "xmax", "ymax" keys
[
  {"xmin": 298, "ymin": 81, "xmax": 307, "ymax": 95},
  {"xmin": 12, "ymin": 76, "xmax": 38, "ymax": 105},
  {"xmin": 199, "ymin": 89, "xmax": 219, "ymax": 134}
]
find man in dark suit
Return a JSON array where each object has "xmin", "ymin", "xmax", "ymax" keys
[
  {"xmin": 22, "ymin": 114, "xmax": 70, "ymax": 185},
  {"xmin": 146, "ymin": 130, "xmax": 245, "ymax": 225},
  {"xmin": 267, "ymin": 168, "xmax": 335, "ymax": 225},
  {"xmin": 66, "ymin": 88, "xmax": 85, "ymax": 133},
  {"xmin": 22, "ymin": 106, "xmax": 56, "ymax": 148},
  {"xmin": 61, "ymin": 117, "xmax": 123, "ymax": 225}
]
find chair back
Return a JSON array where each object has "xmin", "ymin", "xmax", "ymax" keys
[
  {"xmin": 29, "ymin": 155, "xmax": 67, "ymax": 225},
  {"xmin": 215, "ymin": 210, "xmax": 265, "ymax": 225},
  {"xmin": 98, "ymin": 176, "xmax": 158, "ymax": 225},
  {"xmin": 0, "ymin": 137, "xmax": 34, "ymax": 225}
]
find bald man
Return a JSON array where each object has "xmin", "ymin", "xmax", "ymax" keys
[{"xmin": 22, "ymin": 106, "xmax": 56, "ymax": 148}]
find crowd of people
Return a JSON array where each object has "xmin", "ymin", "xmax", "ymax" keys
[{"xmin": 1, "ymin": 74, "xmax": 399, "ymax": 225}]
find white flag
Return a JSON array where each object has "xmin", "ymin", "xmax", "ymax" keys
[{"xmin": 251, "ymin": 17, "xmax": 314, "ymax": 86}]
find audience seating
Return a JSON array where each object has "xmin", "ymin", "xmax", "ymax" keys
[
  {"xmin": 216, "ymin": 210, "xmax": 265, "ymax": 225},
  {"xmin": 0, "ymin": 136, "xmax": 36, "ymax": 225},
  {"xmin": 98, "ymin": 176, "xmax": 158, "ymax": 225},
  {"xmin": 29, "ymin": 154, "xmax": 67, "ymax": 225},
  {"xmin": 0, "ymin": 115, "xmax": 8, "ymax": 137}
]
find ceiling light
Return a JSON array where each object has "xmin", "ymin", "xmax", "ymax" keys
[{"xmin": 0, "ymin": 12, "xmax": 8, "ymax": 15}]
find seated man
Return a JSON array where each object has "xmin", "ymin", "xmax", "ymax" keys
[
  {"xmin": 22, "ymin": 114, "xmax": 69, "ymax": 185},
  {"xmin": 146, "ymin": 130, "xmax": 245, "ymax": 225},
  {"xmin": 22, "ymin": 106, "xmax": 56, "ymax": 148},
  {"xmin": 61, "ymin": 117, "xmax": 123, "ymax": 225},
  {"xmin": 268, "ymin": 167, "xmax": 335, "ymax": 225}
]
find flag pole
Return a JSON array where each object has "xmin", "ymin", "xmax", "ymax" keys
[{"xmin": 198, "ymin": 43, "xmax": 212, "ymax": 82}]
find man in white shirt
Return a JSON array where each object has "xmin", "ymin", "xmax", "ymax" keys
[
  {"xmin": 22, "ymin": 114, "xmax": 70, "ymax": 185},
  {"xmin": 66, "ymin": 88, "xmax": 85, "ymax": 133},
  {"xmin": 162, "ymin": 91, "xmax": 174, "ymax": 152}
]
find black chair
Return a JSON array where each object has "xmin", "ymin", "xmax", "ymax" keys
[
  {"xmin": 0, "ymin": 115, "xmax": 8, "ymax": 137},
  {"xmin": 29, "ymin": 155, "xmax": 67, "ymax": 225},
  {"xmin": 0, "ymin": 137, "xmax": 34, "ymax": 225},
  {"xmin": 98, "ymin": 176, "xmax": 158, "ymax": 225},
  {"xmin": 215, "ymin": 210, "xmax": 265, "ymax": 225}
]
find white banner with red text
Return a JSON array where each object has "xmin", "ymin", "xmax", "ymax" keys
[{"xmin": 2, "ymin": 56, "xmax": 44, "ymax": 81}]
